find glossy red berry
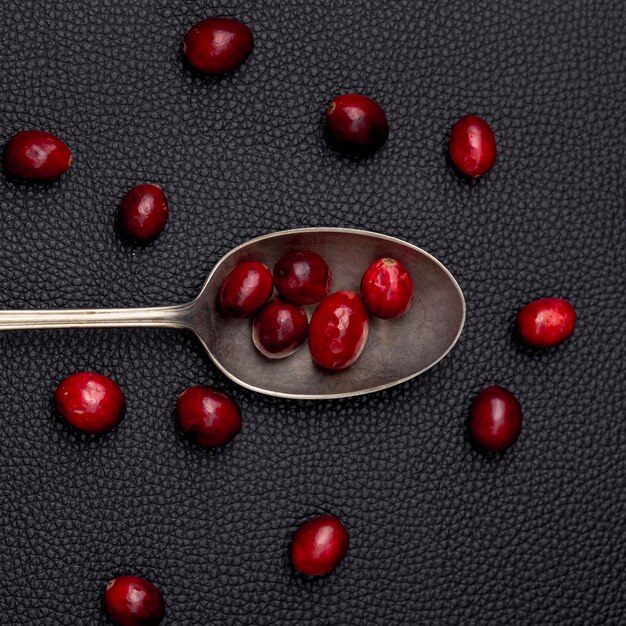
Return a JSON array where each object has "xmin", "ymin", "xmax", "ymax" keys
[
  {"xmin": 516, "ymin": 297, "xmax": 576, "ymax": 348},
  {"xmin": 360, "ymin": 257, "xmax": 413, "ymax": 319},
  {"xmin": 326, "ymin": 94, "xmax": 389, "ymax": 153},
  {"xmin": 177, "ymin": 386, "xmax": 242, "ymax": 447},
  {"xmin": 104, "ymin": 575, "xmax": 165, "ymax": 626},
  {"xmin": 4, "ymin": 130, "xmax": 72, "ymax": 181},
  {"xmin": 308, "ymin": 291, "xmax": 369, "ymax": 370},
  {"xmin": 290, "ymin": 515, "xmax": 349, "ymax": 576},
  {"xmin": 252, "ymin": 299, "xmax": 308, "ymax": 359},
  {"xmin": 449, "ymin": 115, "xmax": 496, "ymax": 177},
  {"xmin": 54, "ymin": 372, "xmax": 125, "ymax": 433},
  {"xmin": 273, "ymin": 251, "xmax": 332, "ymax": 305},
  {"xmin": 218, "ymin": 261, "xmax": 273, "ymax": 318},
  {"xmin": 118, "ymin": 184, "xmax": 169, "ymax": 243},
  {"xmin": 468, "ymin": 385, "xmax": 522, "ymax": 453},
  {"xmin": 183, "ymin": 17, "xmax": 253, "ymax": 74}
]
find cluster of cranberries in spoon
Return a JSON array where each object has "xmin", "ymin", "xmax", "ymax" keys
[{"xmin": 217, "ymin": 248, "xmax": 415, "ymax": 371}]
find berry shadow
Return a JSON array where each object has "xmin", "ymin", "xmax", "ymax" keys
[
  {"xmin": 323, "ymin": 126, "xmax": 387, "ymax": 163},
  {"xmin": 177, "ymin": 50, "xmax": 241, "ymax": 85}
]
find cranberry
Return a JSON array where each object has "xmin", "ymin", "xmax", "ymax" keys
[
  {"xmin": 252, "ymin": 299, "xmax": 308, "ymax": 359},
  {"xmin": 468, "ymin": 385, "xmax": 522, "ymax": 453},
  {"xmin": 54, "ymin": 372, "xmax": 125, "ymax": 434},
  {"xmin": 360, "ymin": 257, "xmax": 413, "ymax": 319},
  {"xmin": 177, "ymin": 386, "xmax": 242, "ymax": 447},
  {"xmin": 325, "ymin": 94, "xmax": 389, "ymax": 153},
  {"xmin": 290, "ymin": 515, "xmax": 349, "ymax": 576},
  {"xmin": 104, "ymin": 575, "xmax": 165, "ymax": 626},
  {"xmin": 3, "ymin": 130, "xmax": 72, "ymax": 181},
  {"xmin": 273, "ymin": 251, "xmax": 332, "ymax": 305},
  {"xmin": 218, "ymin": 261, "xmax": 273, "ymax": 318},
  {"xmin": 449, "ymin": 115, "xmax": 496, "ymax": 178},
  {"xmin": 308, "ymin": 291, "xmax": 369, "ymax": 370},
  {"xmin": 183, "ymin": 17, "xmax": 253, "ymax": 74},
  {"xmin": 516, "ymin": 297, "xmax": 576, "ymax": 348},
  {"xmin": 118, "ymin": 184, "xmax": 169, "ymax": 243}
]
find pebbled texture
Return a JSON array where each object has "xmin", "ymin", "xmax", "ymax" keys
[{"xmin": 0, "ymin": 1, "xmax": 624, "ymax": 624}]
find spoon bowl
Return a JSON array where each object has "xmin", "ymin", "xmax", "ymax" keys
[
  {"xmin": 189, "ymin": 228, "xmax": 465, "ymax": 399},
  {"xmin": 0, "ymin": 228, "xmax": 465, "ymax": 400}
]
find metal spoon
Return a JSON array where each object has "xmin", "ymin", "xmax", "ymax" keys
[{"xmin": 0, "ymin": 228, "xmax": 465, "ymax": 399}]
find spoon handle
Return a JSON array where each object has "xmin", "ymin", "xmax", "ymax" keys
[{"xmin": 0, "ymin": 303, "xmax": 194, "ymax": 331}]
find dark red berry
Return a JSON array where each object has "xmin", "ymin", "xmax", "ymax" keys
[
  {"xmin": 449, "ymin": 115, "xmax": 496, "ymax": 178},
  {"xmin": 516, "ymin": 297, "xmax": 576, "ymax": 348},
  {"xmin": 252, "ymin": 299, "xmax": 308, "ymax": 359},
  {"xmin": 54, "ymin": 372, "xmax": 125, "ymax": 434},
  {"xmin": 183, "ymin": 17, "xmax": 253, "ymax": 74},
  {"xmin": 118, "ymin": 184, "xmax": 169, "ymax": 243},
  {"xmin": 325, "ymin": 94, "xmax": 389, "ymax": 153},
  {"xmin": 273, "ymin": 251, "xmax": 332, "ymax": 305},
  {"xmin": 177, "ymin": 386, "xmax": 242, "ymax": 447},
  {"xmin": 290, "ymin": 515, "xmax": 349, "ymax": 576},
  {"xmin": 308, "ymin": 291, "xmax": 369, "ymax": 370},
  {"xmin": 468, "ymin": 385, "xmax": 522, "ymax": 453},
  {"xmin": 4, "ymin": 130, "xmax": 72, "ymax": 181},
  {"xmin": 218, "ymin": 261, "xmax": 273, "ymax": 318},
  {"xmin": 104, "ymin": 575, "xmax": 165, "ymax": 626},
  {"xmin": 360, "ymin": 257, "xmax": 413, "ymax": 319}
]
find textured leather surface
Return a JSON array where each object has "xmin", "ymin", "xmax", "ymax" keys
[{"xmin": 0, "ymin": 1, "xmax": 624, "ymax": 624}]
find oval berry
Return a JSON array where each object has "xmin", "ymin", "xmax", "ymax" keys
[
  {"xmin": 218, "ymin": 261, "xmax": 273, "ymax": 318},
  {"xmin": 360, "ymin": 257, "xmax": 413, "ymax": 319},
  {"xmin": 252, "ymin": 299, "xmax": 308, "ymax": 359},
  {"xmin": 118, "ymin": 184, "xmax": 169, "ymax": 243},
  {"xmin": 54, "ymin": 372, "xmax": 125, "ymax": 434},
  {"xmin": 325, "ymin": 94, "xmax": 389, "ymax": 153},
  {"xmin": 104, "ymin": 575, "xmax": 165, "ymax": 626},
  {"xmin": 468, "ymin": 385, "xmax": 522, "ymax": 453},
  {"xmin": 4, "ymin": 130, "xmax": 72, "ymax": 181},
  {"xmin": 516, "ymin": 297, "xmax": 576, "ymax": 348},
  {"xmin": 290, "ymin": 515, "xmax": 350, "ymax": 576},
  {"xmin": 449, "ymin": 115, "xmax": 496, "ymax": 178},
  {"xmin": 273, "ymin": 251, "xmax": 332, "ymax": 305},
  {"xmin": 183, "ymin": 17, "xmax": 253, "ymax": 74},
  {"xmin": 308, "ymin": 291, "xmax": 369, "ymax": 370},
  {"xmin": 177, "ymin": 386, "xmax": 242, "ymax": 448}
]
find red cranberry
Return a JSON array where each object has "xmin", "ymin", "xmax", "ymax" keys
[
  {"xmin": 118, "ymin": 184, "xmax": 169, "ymax": 243},
  {"xmin": 360, "ymin": 257, "xmax": 413, "ymax": 319},
  {"xmin": 4, "ymin": 130, "xmax": 72, "ymax": 181},
  {"xmin": 290, "ymin": 515, "xmax": 349, "ymax": 576},
  {"xmin": 325, "ymin": 94, "xmax": 389, "ymax": 153},
  {"xmin": 177, "ymin": 386, "xmax": 242, "ymax": 447},
  {"xmin": 308, "ymin": 291, "xmax": 369, "ymax": 370},
  {"xmin": 516, "ymin": 297, "xmax": 576, "ymax": 348},
  {"xmin": 252, "ymin": 299, "xmax": 308, "ymax": 359},
  {"xmin": 449, "ymin": 115, "xmax": 496, "ymax": 178},
  {"xmin": 104, "ymin": 575, "xmax": 165, "ymax": 626},
  {"xmin": 183, "ymin": 17, "xmax": 253, "ymax": 74},
  {"xmin": 218, "ymin": 261, "xmax": 273, "ymax": 318},
  {"xmin": 273, "ymin": 251, "xmax": 332, "ymax": 305},
  {"xmin": 54, "ymin": 372, "xmax": 125, "ymax": 434},
  {"xmin": 468, "ymin": 385, "xmax": 522, "ymax": 453}
]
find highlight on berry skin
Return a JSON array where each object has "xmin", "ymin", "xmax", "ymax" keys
[
  {"xmin": 448, "ymin": 114, "xmax": 496, "ymax": 178},
  {"xmin": 183, "ymin": 17, "xmax": 254, "ymax": 74},
  {"xmin": 3, "ymin": 130, "xmax": 72, "ymax": 181},
  {"xmin": 468, "ymin": 385, "xmax": 522, "ymax": 453},
  {"xmin": 325, "ymin": 94, "xmax": 389, "ymax": 154},
  {"xmin": 516, "ymin": 297, "xmax": 576, "ymax": 348},
  {"xmin": 290, "ymin": 515, "xmax": 350, "ymax": 576},
  {"xmin": 103, "ymin": 575, "xmax": 165, "ymax": 626}
]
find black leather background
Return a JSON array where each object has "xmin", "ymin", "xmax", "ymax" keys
[{"xmin": 0, "ymin": 1, "xmax": 624, "ymax": 624}]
